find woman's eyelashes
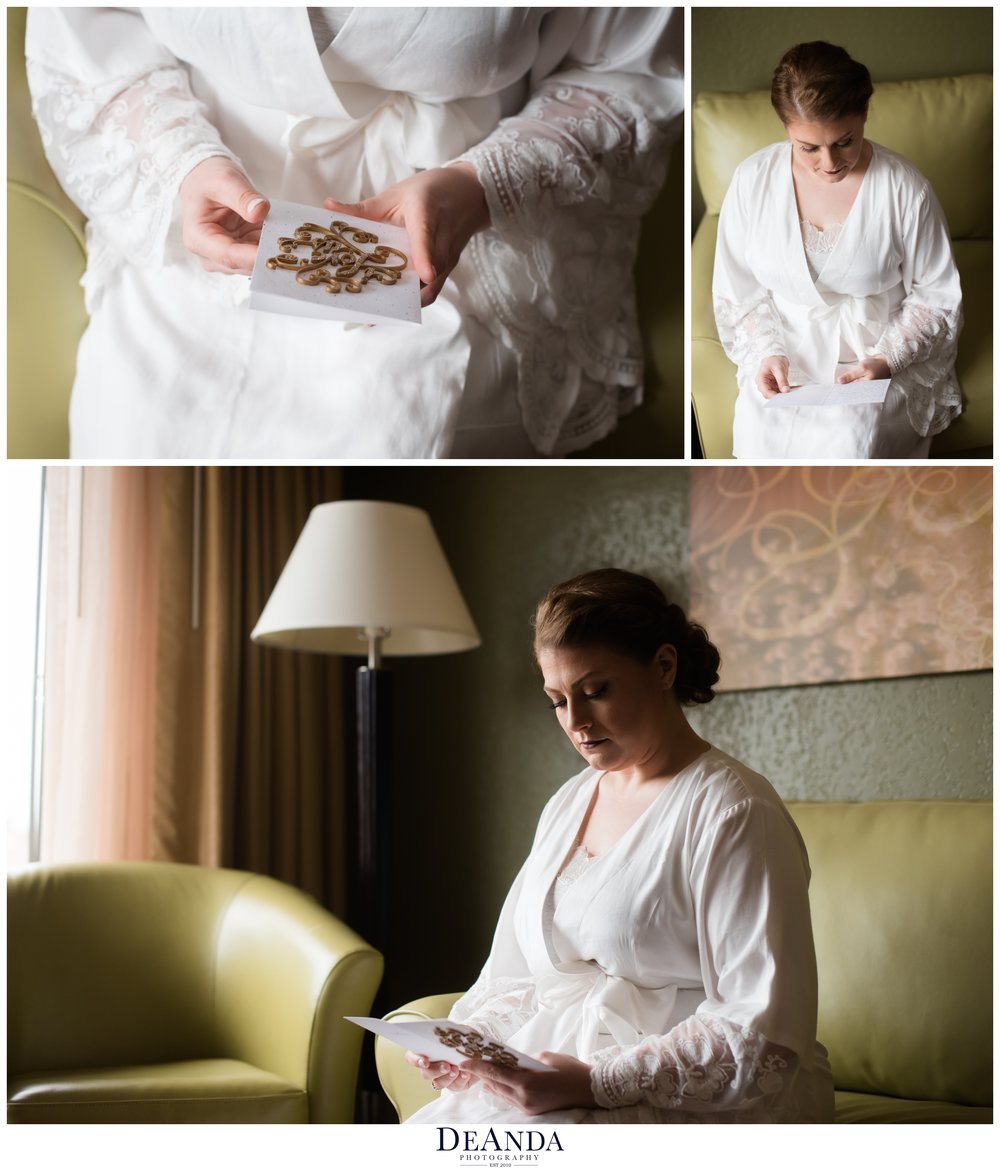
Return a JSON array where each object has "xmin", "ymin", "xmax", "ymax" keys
[
  {"xmin": 801, "ymin": 138, "xmax": 852, "ymax": 153},
  {"xmin": 547, "ymin": 684, "xmax": 608, "ymax": 710}
]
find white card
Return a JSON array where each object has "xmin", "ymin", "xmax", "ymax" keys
[
  {"xmin": 249, "ymin": 199, "xmax": 421, "ymax": 325},
  {"xmin": 764, "ymin": 378, "xmax": 891, "ymax": 408},
  {"xmin": 344, "ymin": 1016, "xmax": 557, "ymax": 1073}
]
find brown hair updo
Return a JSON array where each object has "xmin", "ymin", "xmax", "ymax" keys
[
  {"xmin": 771, "ymin": 41, "xmax": 873, "ymax": 124},
  {"xmin": 532, "ymin": 568, "xmax": 720, "ymax": 706}
]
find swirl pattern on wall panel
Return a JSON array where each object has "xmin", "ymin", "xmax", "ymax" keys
[{"xmin": 689, "ymin": 467, "xmax": 992, "ymax": 691}]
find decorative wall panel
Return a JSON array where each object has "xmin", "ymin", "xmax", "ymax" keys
[{"xmin": 690, "ymin": 467, "xmax": 992, "ymax": 691}]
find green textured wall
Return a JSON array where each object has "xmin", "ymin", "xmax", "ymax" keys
[
  {"xmin": 345, "ymin": 468, "xmax": 992, "ymax": 1007},
  {"xmin": 692, "ymin": 6, "xmax": 994, "ymax": 223}
]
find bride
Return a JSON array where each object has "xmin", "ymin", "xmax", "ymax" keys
[
  {"xmin": 404, "ymin": 569, "xmax": 834, "ymax": 1125},
  {"xmin": 713, "ymin": 41, "xmax": 962, "ymax": 460}
]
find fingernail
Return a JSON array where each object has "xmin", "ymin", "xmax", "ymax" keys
[{"xmin": 248, "ymin": 197, "xmax": 266, "ymax": 212}]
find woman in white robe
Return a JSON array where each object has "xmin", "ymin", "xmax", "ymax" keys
[
  {"xmin": 712, "ymin": 41, "xmax": 962, "ymax": 460},
  {"xmin": 406, "ymin": 569, "xmax": 834, "ymax": 1125},
  {"xmin": 25, "ymin": 7, "xmax": 683, "ymax": 459}
]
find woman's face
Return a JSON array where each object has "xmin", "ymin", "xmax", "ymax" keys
[
  {"xmin": 785, "ymin": 113, "xmax": 867, "ymax": 182},
  {"xmin": 536, "ymin": 643, "xmax": 676, "ymax": 777}
]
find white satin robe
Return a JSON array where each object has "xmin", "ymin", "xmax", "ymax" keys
[
  {"xmin": 408, "ymin": 748, "xmax": 834, "ymax": 1125},
  {"xmin": 26, "ymin": 7, "xmax": 682, "ymax": 458},
  {"xmin": 713, "ymin": 142, "xmax": 963, "ymax": 460}
]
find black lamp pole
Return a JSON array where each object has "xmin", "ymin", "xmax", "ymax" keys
[
  {"xmin": 354, "ymin": 629, "xmax": 393, "ymax": 1123},
  {"xmin": 355, "ymin": 662, "xmax": 391, "ymax": 956}
]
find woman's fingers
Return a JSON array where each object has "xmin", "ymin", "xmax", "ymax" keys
[
  {"xmin": 322, "ymin": 167, "xmax": 487, "ymax": 306},
  {"xmin": 191, "ymin": 221, "xmax": 262, "ymax": 274},
  {"xmin": 405, "ymin": 211, "xmax": 439, "ymax": 288},
  {"xmin": 212, "ymin": 168, "xmax": 269, "ymax": 225},
  {"xmin": 323, "ymin": 195, "xmax": 376, "ymax": 220},
  {"xmin": 757, "ymin": 356, "xmax": 790, "ymax": 399},
  {"xmin": 420, "ymin": 270, "xmax": 449, "ymax": 308},
  {"xmin": 325, "ymin": 194, "xmax": 441, "ymax": 295},
  {"xmin": 406, "ymin": 1054, "xmax": 468, "ymax": 1089},
  {"xmin": 837, "ymin": 366, "xmax": 863, "ymax": 383},
  {"xmin": 179, "ymin": 157, "xmax": 270, "ymax": 274}
]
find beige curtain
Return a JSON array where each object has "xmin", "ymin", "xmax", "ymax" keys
[{"xmin": 40, "ymin": 466, "xmax": 346, "ymax": 913}]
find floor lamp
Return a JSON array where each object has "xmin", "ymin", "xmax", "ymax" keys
[{"xmin": 250, "ymin": 497, "xmax": 480, "ymax": 966}]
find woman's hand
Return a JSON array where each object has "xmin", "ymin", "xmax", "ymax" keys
[
  {"xmin": 324, "ymin": 163, "xmax": 490, "ymax": 308},
  {"xmin": 457, "ymin": 1051, "xmax": 597, "ymax": 1116},
  {"xmin": 837, "ymin": 356, "xmax": 891, "ymax": 383},
  {"xmin": 756, "ymin": 355, "xmax": 792, "ymax": 399},
  {"xmin": 405, "ymin": 1050, "xmax": 479, "ymax": 1093},
  {"xmin": 179, "ymin": 156, "xmax": 270, "ymax": 275}
]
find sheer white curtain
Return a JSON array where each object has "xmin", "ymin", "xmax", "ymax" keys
[
  {"xmin": 38, "ymin": 466, "xmax": 347, "ymax": 912},
  {"xmin": 41, "ymin": 467, "xmax": 162, "ymax": 860}
]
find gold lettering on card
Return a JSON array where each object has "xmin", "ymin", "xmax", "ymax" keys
[
  {"xmin": 433, "ymin": 1025, "xmax": 520, "ymax": 1068},
  {"xmin": 266, "ymin": 221, "xmax": 408, "ymax": 294}
]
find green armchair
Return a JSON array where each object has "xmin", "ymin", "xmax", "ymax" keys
[
  {"xmin": 7, "ymin": 862, "xmax": 383, "ymax": 1123},
  {"xmin": 692, "ymin": 74, "xmax": 993, "ymax": 458},
  {"xmin": 6, "ymin": 6, "xmax": 88, "ymax": 459},
  {"xmin": 376, "ymin": 801, "xmax": 992, "ymax": 1123}
]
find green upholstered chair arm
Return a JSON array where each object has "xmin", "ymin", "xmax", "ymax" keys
[
  {"xmin": 375, "ymin": 993, "xmax": 463, "ymax": 1122},
  {"xmin": 690, "ymin": 215, "xmax": 737, "ymax": 459},
  {"xmin": 211, "ymin": 874, "xmax": 383, "ymax": 1123},
  {"xmin": 8, "ymin": 862, "xmax": 383, "ymax": 1123},
  {"xmin": 7, "ymin": 7, "xmax": 89, "ymax": 458}
]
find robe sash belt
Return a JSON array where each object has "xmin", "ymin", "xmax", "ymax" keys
[
  {"xmin": 806, "ymin": 291, "xmax": 891, "ymax": 363},
  {"xmin": 535, "ymin": 965, "xmax": 678, "ymax": 1054},
  {"xmin": 281, "ymin": 89, "xmax": 501, "ymax": 202}
]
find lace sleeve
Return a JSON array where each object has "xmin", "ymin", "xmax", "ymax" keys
[
  {"xmin": 713, "ymin": 295, "xmax": 789, "ymax": 371},
  {"xmin": 873, "ymin": 183, "xmax": 963, "ymax": 374},
  {"xmin": 26, "ymin": 9, "xmax": 241, "ymax": 285},
  {"xmin": 453, "ymin": 11, "xmax": 683, "ymax": 454},
  {"xmin": 876, "ymin": 301, "xmax": 960, "ymax": 376},
  {"xmin": 712, "ymin": 161, "xmax": 789, "ymax": 376},
  {"xmin": 448, "ymin": 976, "xmax": 539, "ymax": 1045},
  {"xmin": 590, "ymin": 795, "xmax": 822, "ymax": 1119},
  {"xmin": 590, "ymin": 1014, "xmax": 799, "ymax": 1116},
  {"xmin": 871, "ymin": 181, "xmax": 963, "ymax": 435}
]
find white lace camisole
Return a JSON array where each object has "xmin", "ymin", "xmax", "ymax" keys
[{"xmin": 800, "ymin": 218, "xmax": 844, "ymax": 281}]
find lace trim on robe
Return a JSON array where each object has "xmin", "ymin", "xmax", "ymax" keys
[
  {"xmin": 458, "ymin": 83, "xmax": 677, "ymax": 455},
  {"xmin": 27, "ymin": 60, "xmax": 241, "ymax": 309},
  {"xmin": 26, "ymin": 60, "xmax": 245, "ymax": 306},
  {"xmin": 448, "ymin": 975, "xmax": 540, "ymax": 1047},
  {"xmin": 873, "ymin": 299, "xmax": 963, "ymax": 436},
  {"xmin": 589, "ymin": 1012, "xmax": 801, "ymax": 1119},
  {"xmin": 713, "ymin": 294, "xmax": 789, "ymax": 374}
]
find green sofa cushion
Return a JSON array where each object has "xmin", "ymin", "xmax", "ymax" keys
[
  {"xmin": 8, "ymin": 1059, "xmax": 308, "ymax": 1124},
  {"xmin": 789, "ymin": 802, "xmax": 992, "ymax": 1108},
  {"xmin": 834, "ymin": 1090, "xmax": 992, "ymax": 1125}
]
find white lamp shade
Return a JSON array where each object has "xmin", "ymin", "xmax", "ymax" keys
[{"xmin": 250, "ymin": 500, "xmax": 480, "ymax": 656}]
